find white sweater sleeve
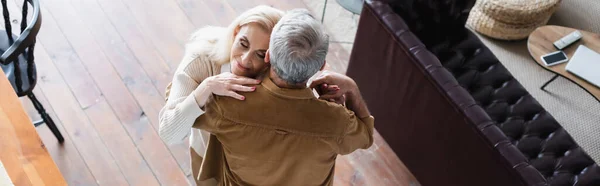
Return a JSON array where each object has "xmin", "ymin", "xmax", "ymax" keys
[{"xmin": 158, "ymin": 57, "xmax": 214, "ymax": 145}]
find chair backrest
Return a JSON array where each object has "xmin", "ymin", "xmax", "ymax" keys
[{"xmin": 0, "ymin": 0, "xmax": 41, "ymax": 94}]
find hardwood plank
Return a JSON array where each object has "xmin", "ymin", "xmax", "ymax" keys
[
  {"xmin": 84, "ymin": 98, "xmax": 161, "ymax": 186},
  {"xmin": 375, "ymin": 133, "xmax": 420, "ymax": 185},
  {"xmin": 94, "ymin": 0, "xmax": 196, "ymax": 176},
  {"xmin": 65, "ymin": 0, "xmax": 169, "ymax": 146},
  {"xmin": 174, "ymin": 0, "xmax": 219, "ymax": 27},
  {"xmin": 64, "ymin": 2, "xmax": 185, "ymax": 181},
  {"xmin": 265, "ymin": 0, "xmax": 306, "ymax": 10},
  {"xmin": 334, "ymin": 155, "xmax": 362, "ymax": 185},
  {"xmin": 18, "ymin": 7, "xmax": 163, "ymax": 183},
  {"xmin": 201, "ymin": 0, "xmax": 237, "ymax": 26},
  {"xmin": 3, "ymin": 0, "xmax": 24, "ymax": 43},
  {"xmin": 332, "ymin": 132, "xmax": 418, "ymax": 186},
  {"xmin": 325, "ymin": 42, "xmax": 351, "ymax": 74},
  {"xmin": 90, "ymin": 0, "xmax": 172, "ymax": 97},
  {"xmin": 343, "ymin": 139, "xmax": 409, "ymax": 185},
  {"xmin": 32, "ymin": 41, "xmax": 129, "ymax": 185},
  {"xmin": 111, "ymin": 0, "xmax": 209, "ymax": 177},
  {"xmin": 5, "ymin": 0, "xmax": 101, "ymax": 110},
  {"xmin": 225, "ymin": 0, "xmax": 262, "ymax": 14},
  {"xmin": 281, "ymin": 0, "xmax": 307, "ymax": 9},
  {"xmin": 37, "ymin": 1, "xmax": 190, "ymax": 185},
  {"xmin": 117, "ymin": 0, "xmax": 196, "ymax": 69},
  {"xmin": 24, "ymin": 88, "xmax": 98, "ymax": 186},
  {"xmin": 18, "ymin": 4, "xmax": 102, "ymax": 109},
  {"xmin": 7, "ymin": 0, "xmax": 117, "ymax": 185}
]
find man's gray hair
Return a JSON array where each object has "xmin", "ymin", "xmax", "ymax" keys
[{"xmin": 269, "ymin": 9, "xmax": 329, "ymax": 84}]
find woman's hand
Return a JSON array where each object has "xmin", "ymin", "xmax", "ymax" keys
[
  {"xmin": 204, "ymin": 72, "xmax": 261, "ymax": 100},
  {"xmin": 315, "ymin": 83, "xmax": 346, "ymax": 105},
  {"xmin": 309, "ymin": 70, "xmax": 358, "ymax": 101},
  {"xmin": 309, "ymin": 70, "xmax": 370, "ymax": 118}
]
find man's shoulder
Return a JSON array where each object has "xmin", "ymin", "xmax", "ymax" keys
[{"xmin": 310, "ymin": 98, "xmax": 354, "ymax": 117}]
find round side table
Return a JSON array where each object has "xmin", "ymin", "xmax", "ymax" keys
[
  {"xmin": 321, "ymin": 0, "xmax": 364, "ymax": 23},
  {"xmin": 337, "ymin": 0, "xmax": 363, "ymax": 15}
]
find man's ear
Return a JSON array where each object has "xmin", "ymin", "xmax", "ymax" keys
[
  {"xmin": 265, "ymin": 49, "xmax": 270, "ymax": 63},
  {"xmin": 320, "ymin": 60, "xmax": 327, "ymax": 70}
]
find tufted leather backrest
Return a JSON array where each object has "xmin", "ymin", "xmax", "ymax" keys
[{"xmin": 388, "ymin": 0, "xmax": 600, "ymax": 185}]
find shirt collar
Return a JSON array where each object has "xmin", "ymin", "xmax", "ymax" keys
[{"xmin": 261, "ymin": 75, "xmax": 316, "ymax": 99}]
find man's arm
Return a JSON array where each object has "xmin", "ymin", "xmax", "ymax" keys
[
  {"xmin": 344, "ymin": 82, "xmax": 370, "ymax": 118},
  {"xmin": 310, "ymin": 71, "xmax": 374, "ymax": 154}
]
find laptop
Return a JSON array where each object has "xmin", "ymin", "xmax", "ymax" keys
[{"xmin": 565, "ymin": 45, "xmax": 600, "ymax": 88}]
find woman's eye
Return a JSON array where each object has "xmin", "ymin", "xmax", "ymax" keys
[
  {"xmin": 240, "ymin": 42, "xmax": 248, "ymax": 48},
  {"xmin": 257, "ymin": 53, "xmax": 265, "ymax": 59},
  {"xmin": 239, "ymin": 39, "xmax": 248, "ymax": 48}
]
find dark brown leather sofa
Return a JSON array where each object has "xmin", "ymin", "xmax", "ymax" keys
[{"xmin": 346, "ymin": 0, "xmax": 600, "ymax": 185}]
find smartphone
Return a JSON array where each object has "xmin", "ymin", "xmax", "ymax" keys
[{"xmin": 541, "ymin": 51, "xmax": 569, "ymax": 67}]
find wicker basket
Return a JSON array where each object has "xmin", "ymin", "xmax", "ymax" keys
[
  {"xmin": 480, "ymin": 0, "xmax": 561, "ymax": 24},
  {"xmin": 467, "ymin": 0, "xmax": 562, "ymax": 40}
]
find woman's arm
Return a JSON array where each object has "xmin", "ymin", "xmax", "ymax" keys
[
  {"xmin": 159, "ymin": 58, "xmax": 260, "ymax": 145},
  {"xmin": 158, "ymin": 57, "xmax": 212, "ymax": 145}
]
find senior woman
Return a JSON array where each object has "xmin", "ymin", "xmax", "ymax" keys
[{"xmin": 158, "ymin": 5, "xmax": 284, "ymax": 185}]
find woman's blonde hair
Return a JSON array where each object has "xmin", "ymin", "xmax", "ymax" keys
[{"xmin": 208, "ymin": 5, "xmax": 284, "ymax": 65}]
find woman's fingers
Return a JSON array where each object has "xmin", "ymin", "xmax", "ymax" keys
[
  {"xmin": 309, "ymin": 76, "xmax": 329, "ymax": 89},
  {"xmin": 230, "ymin": 77, "xmax": 261, "ymax": 85},
  {"xmin": 326, "ymin": 85, "xmax": 340, "ymax": 92},
  {"xmin": 229, "ymin": 84, "xmax": 255, "ymax": 92},
  {"xmin": 226, "ymin": 91, "xmax": 246, "ymax": 100},
  {"xmin": 315, "ymin": 83, "xmax": 327, "ymax": 95}
]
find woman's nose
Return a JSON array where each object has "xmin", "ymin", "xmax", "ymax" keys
[{"xmin": 241, "ymin": 52, "xmax": 251, "ymax": 64}]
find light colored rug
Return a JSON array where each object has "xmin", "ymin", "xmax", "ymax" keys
[{"xmin": 303, "ymin": 0, "xmax": 600, "ymax": 163}]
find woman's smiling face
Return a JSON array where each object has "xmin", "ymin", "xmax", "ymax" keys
[{"xmin": 230, "ymin": 23, "xmax": 271, "ymax": 78}]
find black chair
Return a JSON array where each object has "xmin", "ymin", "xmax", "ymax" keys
[{"xmin": 0, "ymin": 0, "xmax": 64, "ymax": 143}]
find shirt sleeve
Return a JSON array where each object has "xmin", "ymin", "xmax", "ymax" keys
[
  {"xmin": 192, "ymin": 95, "xmax": 222, "ymax": 134},
  {"xmin": 335, "ymin": 112, "xmax": 375, "ymax": 155},
  {"xmin": 158, "ymin": 57, "xmax": 213, "ymax": 145}
]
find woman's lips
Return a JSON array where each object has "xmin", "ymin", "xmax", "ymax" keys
[{"xmin": 235, "ymin": 60, "xmax": 250, "ymax": 71}]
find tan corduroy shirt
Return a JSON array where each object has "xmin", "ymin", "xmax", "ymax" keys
[{"xmin": 194, "ymin": 75, "xmax": 375, "ymax": 186}]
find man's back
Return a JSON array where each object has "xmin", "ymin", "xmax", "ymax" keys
[{"xmin": 195, "ymin": 76, "xmax": 374, "ymax": 186}]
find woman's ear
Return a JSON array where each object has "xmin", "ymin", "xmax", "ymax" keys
[
  {"xmin": 265, "ymin": 49, "xmax": 270, "ymax": 63},
  {"xmin": 233, "ymin": 26, "xmax": 241, "ymax": 37}
]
